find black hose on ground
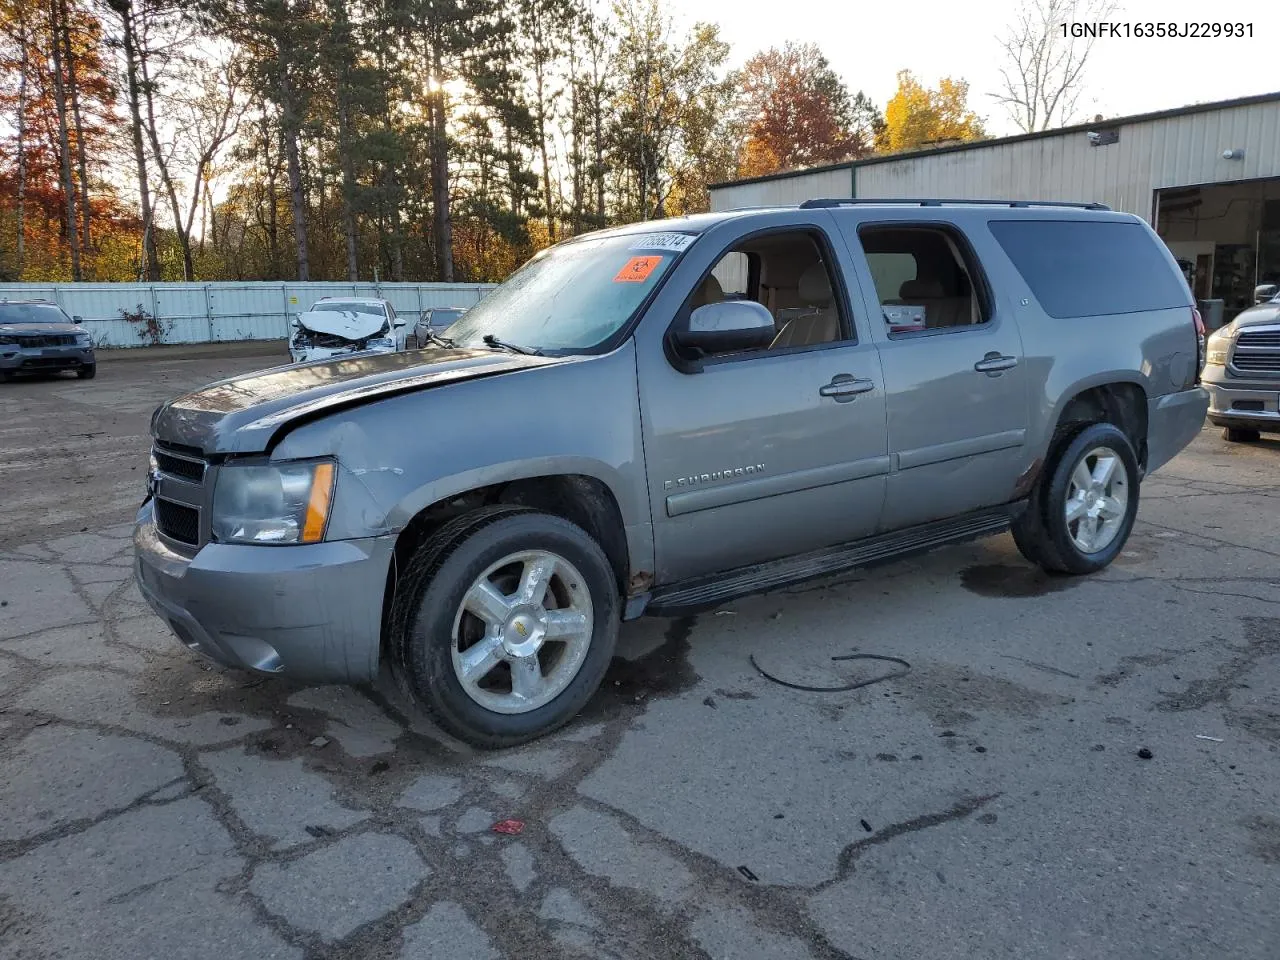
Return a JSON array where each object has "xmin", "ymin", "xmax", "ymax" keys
[{"xmin": 748, "ymin": 652, "xmax": 911, "ymax": 692}]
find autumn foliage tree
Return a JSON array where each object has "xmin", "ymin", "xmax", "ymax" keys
[
  {"xmin": 0, "ymin": 0, "xmax": 138, "ymax": 281},
  {"xmin": 737, "ymin": 42, "xmax": 881, "ymax": 177},
  {"xmin": 879, "ymin": 69, "xmax": 986, "ymax": 153}
]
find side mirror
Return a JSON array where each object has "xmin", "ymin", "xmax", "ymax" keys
[
  {"xmin": 290, "ymin": 317, "xmax": 300, "ymax": 327},
  {"xmin": 673, "ymin": 301, "xmax": 776, "ymax": 358},
  {"xmin": 1254, "ymin": 283, "xmax": 1278, "ymax": 305},
  {"xmin": 72, "ymin": 315, "xmax": 83, "ymax": 324},
  {"xmin": 393, "ymin": 318, "xmax": 406, "ymax": 328}
]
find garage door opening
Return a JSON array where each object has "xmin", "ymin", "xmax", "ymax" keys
[{"xmin": 1156, "ymin": 177, "xmax": 1280, "ymax": 327}]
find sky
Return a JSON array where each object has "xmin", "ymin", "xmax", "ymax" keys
[{"xmin": 682, "ymin": 0, "xmax": 1280, "ymax": 137}]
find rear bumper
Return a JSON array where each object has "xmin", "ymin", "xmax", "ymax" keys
[
  {"xmin": 1145, "ymin": 387, "xmax": 1209, "ymax": 475},
  {"xmin": 1204, "ymin": 379, "xmax": 1280, "ymax": 433},
  {"xmin": 133, "ymin": 500, "xmax": 394, "ymax": 682}
]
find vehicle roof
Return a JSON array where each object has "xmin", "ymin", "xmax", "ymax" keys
[
  {"xmin": 567, "ymin": 200, "xmax": 1136, "ymax": 242},
  {"xmin": 0, "ymin": 298, "xmax": 59, "ymax": 305},
  {"xmin": 313, "ymin": 297, "xmax": 390, "ymax": 305}
]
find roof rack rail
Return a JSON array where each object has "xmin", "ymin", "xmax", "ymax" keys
[{"xmin": 798, "ymin": 197, "xmax": 1111, "ymax": 211}]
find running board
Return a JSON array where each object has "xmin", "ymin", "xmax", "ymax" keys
[{"xmin": 639, "ymin": 505, "xmax": 1021, "ymax": 618}]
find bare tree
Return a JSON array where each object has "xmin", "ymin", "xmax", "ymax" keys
[
  {"xmin": 49, "ymin": 0, "xmax": 82, "ymax": 279},
  {"xmin": 992, "ymin": 0, "xmax": 1116, "ymax": 132},
  {"xmin": 104, "ymin": 0, "xmax": 161, "ymax": 281}
]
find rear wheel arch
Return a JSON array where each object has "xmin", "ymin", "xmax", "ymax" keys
[{"xmin": 1047, "ymin": 380, "xmax": 1148, "ymax": 471}]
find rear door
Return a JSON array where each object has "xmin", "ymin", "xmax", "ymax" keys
[{"xmin": 834, "ymin": 214, "xmax": 1031, "ymax": 531}]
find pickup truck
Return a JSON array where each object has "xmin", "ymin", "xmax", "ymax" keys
[{"xmin": 135, "ymin": 199, "xmax": 1209, "ymax": 746}]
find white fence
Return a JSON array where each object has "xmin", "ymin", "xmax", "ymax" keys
[{"xmin": 0, "ymin": 281, "xmax": 498, "ymax": 348}]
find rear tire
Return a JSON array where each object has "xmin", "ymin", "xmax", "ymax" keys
[
  {"xmin": 1222, "ymin": 426, "xmax": 1260, "ymax": 443},
  {"xmin": 77, "ymin": 363, "xmax": 96, "ymax": 380},
  {"xmin": 390, "ymin": 506, "xmax": 619, "ymax": 748},
  {"xmin": 1013, "ymin": 422, "xmax": 1140, "ymax": 575}
]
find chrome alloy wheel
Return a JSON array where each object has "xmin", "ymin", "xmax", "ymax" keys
[
  {"xmin": 450, "ymin": 550, "xmax": 594, "ymax": 714},
  {"xmin": 1063, "ymin": 446, "xmax": 1129, "ymax": 554}
]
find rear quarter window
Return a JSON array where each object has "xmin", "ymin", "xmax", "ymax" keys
[{"xmin": 988, "ymin": 219, "xmax": 1189, "ymax": 318}]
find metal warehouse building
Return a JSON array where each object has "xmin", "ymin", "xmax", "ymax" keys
[{"xmin": 709, "ymin": 92, "xmax": 1280, "ymax": 324}]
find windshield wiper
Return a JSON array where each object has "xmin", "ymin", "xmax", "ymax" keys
[
  {"xmin": 423, "ymin": 330, "xmax": 456, "ymax": 348},
  {"xmin": 481, "ymin": 333, "xmax": 542, "ymax": 356}
]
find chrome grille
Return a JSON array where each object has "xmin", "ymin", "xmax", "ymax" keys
[
  {"xmin": 153, "ymin": 446, "xmax": 205, "ymax": 483},
  {"xmin": 151, "ymin": 443, "xmax": 209, "ymax": 546},
  {"xmin": 154, "ymin": 499, "xmax": 199, "ymax": 545},
  {"xmin": 1231, "ymin": 353, "xmax": 1280, "ymax": 374},
  {"xmin": 1231, "ymin": 327, "xmax": 1280, "ymax": 376},
  {"xmin": 1237, "ymin": 330, "xmax": 1280, "ymax": 349}
]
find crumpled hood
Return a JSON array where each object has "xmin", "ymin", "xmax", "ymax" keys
[
  {"xmin": 295, "ymin": 310, "xmax": 386, "ymax": 340},
  {"xmin": 0, "ymin": 322, "xmax": 82, "ymax": 337},
  {"xmin": 151, "ymin": 347, "xmax": 569, "ymax": 455}
]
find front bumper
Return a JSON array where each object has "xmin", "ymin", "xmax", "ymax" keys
[
  {"xmin": 288, "ymin": 343, "xmax": 394, "ymax": 364},
  {"xmin": 1203, "ymin": 376, "xmax": 1280, "ymax": 433},
  {"xmin": 133, "ymin": 500, "xmax": 395, "ymax": 682},
  {"xmin": 0, "ymin": 344, "xmax": 94, "ymax": 372}
]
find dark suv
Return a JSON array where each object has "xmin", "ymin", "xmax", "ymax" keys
[{"xmin": 0, "ymin": 300, "xmax": 96, "ymax": 380}]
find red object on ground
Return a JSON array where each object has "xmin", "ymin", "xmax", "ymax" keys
[{"xmin": 492, "ymin": 819, "xmax": 525, "ymax": 836}]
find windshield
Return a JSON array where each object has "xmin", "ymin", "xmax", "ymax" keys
[
  {"xmin": 0, "ymin": 303, "xmax": 72, "ymax": 324},
  {"xmin": 309, "ymin": 301, "xmax": 386, "ymax": 316},
  {"xmin": 443, "ymin": 232, "xmax": 691, "ymax": 351}
]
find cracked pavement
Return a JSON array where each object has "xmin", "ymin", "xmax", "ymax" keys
[{"xmin": 2, "ymin": 347, "xmax": 1278, "ymax": 960}]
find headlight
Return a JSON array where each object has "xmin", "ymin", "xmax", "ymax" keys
[
  {"xmin": 211, "ymin": 461, "xmax": 335, "ymax": 544},
  {"xmin": 0, "ymin": 336, "xmax": 15, "ymax": 346},
  {"xmin": 75, "ymin": 333, "xmax": 92, "ymax": 346},
  {"xmin": 364, "ymin": 336, "xmax": 396, "ymax": 350},
  {"xmin": 1205, "ymin": 325, "xmax": 1235, "ymax": 365}
]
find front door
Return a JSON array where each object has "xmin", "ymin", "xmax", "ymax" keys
[
  {"xmin": 636, "ymin": 224, "xmax": 890, "ymax": 584},
  {"xmin": 840, "ymin": 219, "xmax": 1030, "ymax": 531}
]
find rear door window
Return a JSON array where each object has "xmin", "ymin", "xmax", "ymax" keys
[{"xmin": 988, "ymin": 219, "xmax": 1189, "ymax": 318}]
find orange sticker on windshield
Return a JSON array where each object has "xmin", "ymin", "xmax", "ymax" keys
[{"xmin": 614, "ymin": 255, "xmax": 664, "ymax": 283}]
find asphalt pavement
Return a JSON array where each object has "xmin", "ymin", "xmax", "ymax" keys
[{"xmin": 1, "ymin": 347, "xmax": 1277, "ymax": 960}]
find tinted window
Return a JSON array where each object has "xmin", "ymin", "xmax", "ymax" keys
[
  {"xmin": 989, "ymin": 220, "xmax": 1188, "ymax": 318},
  {"xmin": 859, "ymin": 225, "xmax": 988, "ymax": 332},
  {"xmin": 0, "ymin": 303, "xmax": 71, "ymax": 324},
  {"xmin": 865, "ymin": 252, "xmax": 917, "ymax": 304}
]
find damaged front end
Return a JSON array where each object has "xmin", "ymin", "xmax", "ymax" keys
[{"xmin": 289, "ymin": 310, "xmax": 397, "ymax": 364}]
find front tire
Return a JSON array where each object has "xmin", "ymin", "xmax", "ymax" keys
[
  {"xmin": 1012, "ymin": 422, "xmax": 1140, "ymax": 575},
  {"xmin": 1223, "ymin": 426, "xmax": 1260, "ymax": 443},
  {"xmin": 391, "ymin": 506, "xmax": 619, "ymax": 748},
  {"xmin": 77, "ymin": 363, "xmax": 96, "ymax": 379}
]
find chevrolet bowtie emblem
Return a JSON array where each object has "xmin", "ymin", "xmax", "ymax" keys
[{"xmin": 514, "ymin": 622, "xmax": 529, "ymax": 637}]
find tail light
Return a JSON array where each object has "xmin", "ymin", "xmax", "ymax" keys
[{"xmin": 1191, "ymin": 306, "xmax": 1206, "ymax": 383}]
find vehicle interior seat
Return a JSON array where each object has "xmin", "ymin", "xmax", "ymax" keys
[
  {"xmin": 691, "ymin": 274, "xmax": 724, "ymax": 309},
  {"xmin": 770, "ymin": 262, "xmax": 840, "ymax": 348},
  {"xmin": 895, "ymin": 278, "xmax": 970, "ymax": 328}
]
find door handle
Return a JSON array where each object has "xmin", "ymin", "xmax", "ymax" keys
[
  {"xmin": 819, "ymin": 374, "xmax": 876, "ymax": 402},
  {"xmin": 974, "ymin": 354, "xmax": 1018, "ymax": 375}
]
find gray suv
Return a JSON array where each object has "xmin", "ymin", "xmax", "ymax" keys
[
  {"xmin": 0, "ymin": 300, "xmax": 96, "ymax": 380},
  {"xmin": 134, "ymin": 200, "xmax": 1209, "ymax": 746}
]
